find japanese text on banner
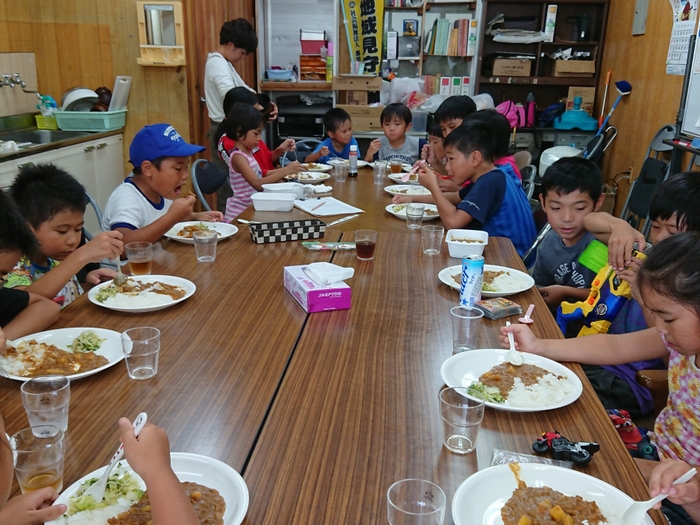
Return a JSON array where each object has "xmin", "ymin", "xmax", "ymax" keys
[{"xmin": 340, "ymin": 0, "xmax": 385, "ymax": 75}]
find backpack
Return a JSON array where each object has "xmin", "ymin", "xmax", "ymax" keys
[{"xmin": 496, "ymin": 100, "xmax": 531, "ymax": 128}]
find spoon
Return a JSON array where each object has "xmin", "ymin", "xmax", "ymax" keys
[
  {"xmin": 519, "ymin": 304, "xmax": 535, "ymax": 324},
  {"xmin": 82, "ymin": 412, "xmax": 148, "ymax": 503},
  {"xmin": 113, "ymin": 257, "xmax": 127, "ymax": 286},
  {"xmin": 620, "ymin": 467, "xmax": 697, "ymax": 525},
  {"xmin": 505, "ymin": 321, "xmax": 523, "ymax": 366}
]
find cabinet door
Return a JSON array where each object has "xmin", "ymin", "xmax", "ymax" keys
[
  {"xmin": 0, "ymin": 159, "xmax": 18, "ymax": 189},
  {"xmin": 91, "ymin": 134, "xmax": 125, "ymax": 212},
  {"xmin": 0, "ymin": 149, "xmax": 64, "ymax": 189}
]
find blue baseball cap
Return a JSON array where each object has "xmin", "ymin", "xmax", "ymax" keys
[{"xmin": 129, "ymin": 123, "xmax": 205, "ymax": 167}]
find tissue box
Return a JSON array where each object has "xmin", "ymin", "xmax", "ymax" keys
[{"xmin": 284, "ymin": 265, "xmax": 352, "ymax": 312}]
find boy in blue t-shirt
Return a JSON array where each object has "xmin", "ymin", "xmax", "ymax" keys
[
  {"xmin": 406, "ymin": 121, "xmax": 536, "ymax": 257},
  {"xmin": 305, "ymin": 107, "xmax": 359, "ymax": 164}
]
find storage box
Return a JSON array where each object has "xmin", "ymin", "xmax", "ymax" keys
[
  {"xmin": 300, "ymin": 29, "xmax": 326, "ymax": 55},
  {"xmin": 347, "ymin": 91, "xmax": 368, "ymax": 105},
  {"xmin": 251, "ymin": 193, "xmax": 296, "ymax": 212},
  {"xmin": 547, "ymin": 59, "xmax": 595, "ymax": 78},
  {"xmin": 332, "ymin": 75, "xmax": 383, "ymax": 90},
  {"xmin": 284, "ymin": 265, "xmax": 352, "ymax": 313},
  {"xmin": 492, "ymin": 59, "xmax": 532, "ymax": 77},
  {"xmin": 299, "ymin": 55, "xmax": 326, "ymax": 81},
  {"xmin": 566, "ymin": 86, "xmax": 596, "ymax": 114},
  {"xmin": 337, "ymin": 104, "xmax": 384, "ymax": 131},
  {"xmin": 248, "ymin": 220, "xmax": 326, "ymax": 244}
]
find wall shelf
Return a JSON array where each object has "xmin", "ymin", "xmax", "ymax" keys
[
  {"xmin": 479, "ymin": 75, "xmax": 596, "ymax": 86},
  {"xmin": 259, "ymin": 81, "xmax": 333, "ymax": 91}
]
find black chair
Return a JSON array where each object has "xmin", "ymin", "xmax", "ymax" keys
[
  {"xmin": 191, "ymin": 159, "xmax": 228, "ymax": 212},
  {"xmin": 583, "ymin": 125, "xmax": 617, "ymax": 166},
  {"xmin": 280, "ymin": 139, "xmax": 322, "ymax": 166}
]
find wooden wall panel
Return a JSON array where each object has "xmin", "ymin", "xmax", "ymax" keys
[{"xmin": 597, "ymin": 0, "xmax": 685, "ymax": 214}]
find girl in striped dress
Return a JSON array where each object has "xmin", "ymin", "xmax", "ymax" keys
[{"xmin": 223, "ymin": 104, "xmax": 291, "ymax": 221}]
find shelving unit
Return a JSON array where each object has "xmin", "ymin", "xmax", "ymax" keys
[{"xmin": 475, "ymin": 0, "xmax": 609, "ymax": 108}]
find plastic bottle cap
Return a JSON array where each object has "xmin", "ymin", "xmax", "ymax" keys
[{"xmin": 350, "ymin": 145, "xmax": 357, "ymax": 151}]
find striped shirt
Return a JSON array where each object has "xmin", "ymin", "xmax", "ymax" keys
[{"xmin": 224, "ymin": 149, "xmax": 261, "ymax": 222}]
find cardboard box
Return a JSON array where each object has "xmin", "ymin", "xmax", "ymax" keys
[
  {"xmin": 332, "ymin": 75, "xmax": 383, "ymax": 91},
  {"xmin": 346, "ymin": 91, "xmax": 368, "ymax": 105},
  {"xmin": 492, "ymin": 58, "xmax": 532, "ymax": 77},
  {"xmin": 336, "ymin": 104, "xmax": 384, "ymax": 131},
  {"xmin": 351, "ymin": 116, "xmax": 382, "ymax": 131},
  {"xmin": 284, "ymin": 265, "xmax": 352, "ymax": 313},
  {"xmin": 547, "ymin": 59, "xmax": 595, "ymax": 78},
  {"xmin": 566, "ymin": 86, "xmax": 596, "ymax": 114}
]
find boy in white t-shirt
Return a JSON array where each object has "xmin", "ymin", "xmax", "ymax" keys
[{"xmin": 102, "ymin": 124, "xmax": 223, "ymax": 246}]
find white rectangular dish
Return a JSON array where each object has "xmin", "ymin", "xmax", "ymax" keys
[{"xmin": 251, "ymin": 192, "xmax": 296, "ymax": 212}]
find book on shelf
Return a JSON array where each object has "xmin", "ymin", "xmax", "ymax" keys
[
  {"xmin": 420, "ymin": 74, "xmax": 473, "ymax": 97},
  {"xmin": 423, "ymin": 17, "xmax": 477, "ymax": 57}
]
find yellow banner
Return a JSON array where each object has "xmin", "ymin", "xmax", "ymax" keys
[{"xmin": 340, "ymin": 0, "xmax": 384, "ymax": 75}]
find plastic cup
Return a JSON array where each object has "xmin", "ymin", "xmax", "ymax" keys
[
  {"xmin": 193, "ymin": 230, "xmax": 218, "ymax": 262},
  {"xmin": 387, "ymin": 479, "xmax": 446, "ymax": 525},
  {"xmin": 355, "ymin": 230, "xmax": 377, "ymax": 260},
  {"xmin": 421, "ymin": 225, "xmax": 444, "ymax": 255},
  {"xmin": 121, "ymin": 327, "xmax": 160, "ymax": 380},
  {"xmin": 20, "ymin": 375, "xmax": 70, "ymax": 432},
  {"xmin": 406, "ymin": 203, "xmax": 424, "ymax": 230},
  {"xmin": 390, "ymin": 160, "xmax": 403, "ymax": 174},
  {"xmin": 10, "ymin": 426, "xmax": 65, "ymax": 493},
  {"xmin": 439, "ymin": 387, "xmax": 485, "ymax": 454},
  {"xmin": 373, "ymin": 162, "xmax": 387, "ymax": 185},
  {"xmin": 332, "ymin": 162, "xmax": 348, "ymax": 182},
  {"xmin": 450, "ymin": 306, "xmax": 484, "ymax": 353},
  {"xmin": 125, "ymin": 242, "xmax": 153, "ymax": 275}
]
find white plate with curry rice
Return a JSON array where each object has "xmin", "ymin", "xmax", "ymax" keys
[
  {"xmin": 440, "ymin": 349, "xmax": 582, "ymax": 412},
  {"xmin": 165, "ymin": 221, "xmax": 239, "ymax": 244},
  {"xmin": 383, "ymin": 184, "xmax": 431, "ymax": 196},
  {"xmin": 88, "ymin": 275, "xmax": 196, "ymax": 313},
  {"xmin": 385, "ymin": 203, "xmax": 440, "ymax": 221},
  {"xmin": 0, "ymin": 328, "xmax": 123, "ymax": 382},
  {"xmin": 46, "ymin": 452, "xmax": 249, "ymax": 525},
  {"xmin": 438, "ymin": 264, "xmax": 534, "ymax": 298},
  {"xmin": 452, "ymin": 463, "xmax": 653, "ymax": 525}
]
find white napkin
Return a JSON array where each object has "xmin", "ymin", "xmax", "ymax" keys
[
  {"xmin": 313, "ymin": 184, "xmax": 333, "ymax": 194},
  {"xmin": 0, "ymin": 141, "xmax": 19, "ymax": 154},
  {"xmin": 305, "ymin": 262, "xmax": 354, "ymax": 285}
]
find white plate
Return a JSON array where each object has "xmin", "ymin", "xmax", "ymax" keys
[
  {"xmin": 300, "ymin": 163, "xmax": 332, "ymax": 172},
  {"xmin": 388, "ymin": 173, "xmax": 420, "ymax": 185},
  {"xmin": 440, "ymin": 349, "xmax": 583, "ymax": 412},
  {"xmin": 47, "ymin": 452, "xmax": 248, "ymax": 525},
  {"xmin": 327, "ymin": 159, "xmax": 369, "ymax": 168},
  {"xmin": 370, "ymin": 162, "xmax": 413, "ymax": 172},
  {"xmin": 438, "ymin": 264, "xmax": 535, "ymax": 298},
  {"xmin": 88, "ymin": 275, "xmax": 196, "ymax": 313},
  {"xmin": 385, "ymin": 203, "xmax": 440, "ymax": 221},
  {"xmin": 285, "ymin": 171, "xmax": 331, "ymax": 184},
  {"xmin": 384, "ymin": 184, "xmax": 431, "ymax": 196},
  {"xmin": 165, "ymin": 221, "xmax": 239, "ymax": 244},
  {"xmin": 452, "ymin": 463, "xmax": 653, "ymax": 525},
  {"xmin": 1, "ymin": 328, "xmax": 123, "ymax": 382}
]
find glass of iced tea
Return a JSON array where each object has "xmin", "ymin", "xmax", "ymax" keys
[
  {"xmin": 125, "ymin": 242, "xmax": 153, "ymax": 275},
  {"xmin": 10, "ymin": 426, "xmax": 65, "ymax": 494},
  {"xmin": 355, "ymin": 230, "xmax": 378, "ymax": 260},
  {"xmin": 390, "ymin": 160, "xmax": 403, "ymax": 174}
]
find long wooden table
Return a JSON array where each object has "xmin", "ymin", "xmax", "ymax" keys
[{"xmin": 0, "ymin": 169, "xmax": 663, "ymax": 524}]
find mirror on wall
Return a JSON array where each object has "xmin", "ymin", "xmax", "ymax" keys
[{"xmin": 136, "ymin": 1, "xmax": 185, "ymax": 66}]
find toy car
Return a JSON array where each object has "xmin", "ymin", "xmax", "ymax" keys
[{"xmin": 532, "ymin": 431, "xmax": 600, "ymax": 465}]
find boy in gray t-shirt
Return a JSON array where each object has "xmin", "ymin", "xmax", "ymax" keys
[{"xmin": 365, "ymin": 103, "xmax": 421, "ymax": 164}]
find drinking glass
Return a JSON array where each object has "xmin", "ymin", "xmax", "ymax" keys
[
  {"xmin": 21, "ymin": 375, "xmax": 70, "ymax": 432},
  {"xmin": 121, "ymin": 327, "xmax": 160, "ymax": 380},
  {"xmin": 406, "ymin": 203, "xmax": 424, "ymax": 230},
  {"xmin": 125, "ymin": 242, "xmax": 153, "ymax": 275},
  {"xmin": 450, "ymin": 306, "xmax": 484, "ymax": 353},
  {"xmin": 332, "ymin": 162, "xmax": 348, "ymax": 182},
  {"xmin": 373, "ymin": 162, "xmax": 387, "ymax": 185},
  {"xmin": 355, "ymin": 230, "xmax": 378, "ymax": 260},
  {"xmin": 390, "ymin": 159, "xmax": 403, "ymax": 174},
  {"xmin": 10, "ymin": 426, "xmax": 65, "ymax": 493},
  {"xmin": 387, "ymin": 479, "xmax": 446, "ymax": 525},
  {"xmin": 193, "ymin": 230, "xmax": 218, "ymax": 262},
  {"xmin": 439, "ymin": 387, "xmax": 485, "ymax": 454},
  {"xmin": 421, "ymin": 225, "xmax": 444, "ymax": 255}
]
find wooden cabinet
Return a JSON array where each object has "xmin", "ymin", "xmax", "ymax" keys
[
  {"xmin": 0, "ymin": 134, "xmax": 125, "ymax": 235},
  {"xmin": 476, "ymin": 0, "xmax": 609, "ymax": 108}
]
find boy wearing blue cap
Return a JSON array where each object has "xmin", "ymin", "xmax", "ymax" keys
[{"xmin": 103, "ymin": 124, "xmax": 223, "ymax": 245}]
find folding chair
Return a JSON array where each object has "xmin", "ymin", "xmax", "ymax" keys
[
  {"xmin": 84, "ymin": 192, "xmax": 106, "ymax": 241},
  {"xmin": 191, "ymin": 159, "xmax": 228, "ymax": 212},
  {"xmin": 520, "ymin": 164, "xmax": 537, "ymax": 201},
  {"xmin": 687, "ymin": 153, "xmax": 700, "ymax": 171},
  {"xmin": 513, "ymin": 150, "xmax": 532, "ymax": 172},
  {"xmin": 521, "ymin": 223, "xmax": 551, "ymax": 269},
  {"xmin": 583, "ymin": 126, "xmax": 617, "ymax": 166},
  {"xmin": 280, "ymin": 139, "xmax": 322, "ymax": 166}
]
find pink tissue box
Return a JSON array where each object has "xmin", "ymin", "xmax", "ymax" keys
[{"xmin": 284, "ymin": 265, "xmax": 352, "ymax": 313}]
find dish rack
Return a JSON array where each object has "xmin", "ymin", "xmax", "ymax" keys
[{"xmin": 53, "ymin": 110, "xmax": 127, "ymax": 132}]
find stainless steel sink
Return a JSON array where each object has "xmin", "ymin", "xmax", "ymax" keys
[{"xmin": 0, "ymin": 129, "xmax": 93, "ymax": 146}]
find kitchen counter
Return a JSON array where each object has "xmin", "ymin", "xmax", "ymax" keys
[{"xmin": 0, "ymin": 127, "xmax": 123, "ymax": 161}]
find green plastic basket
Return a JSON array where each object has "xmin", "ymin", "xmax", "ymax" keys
[{"xmin": 53, "ymin": 109, "xmax": 127, "ymax": 132}]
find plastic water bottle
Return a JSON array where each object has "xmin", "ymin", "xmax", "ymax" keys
[{"xmin": 348, "ymin": 145, "xmax": 358, "ymax": 177}]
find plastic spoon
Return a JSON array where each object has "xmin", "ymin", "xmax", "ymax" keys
[
  {"xmin": 620, "ymin": 467, "xmax": 696, "ymax": 525},
  {"xmin": 505, "ymin": 321, "xmax": 523, "ymax": 366},
  {"xmin": 81, "ymin": 412, "xmax": 148, "ymax": 503},
  {"xmin": 519, "ymin": 304, "xmax": 535, "ymax": 324},
  {"xmin": 113, "ymin": 257, "xmax": 127, "ymax": 286}
]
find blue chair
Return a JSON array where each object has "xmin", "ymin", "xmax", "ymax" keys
[
  {"xmin": 191, "ymin": 159, "xmax": 228, "ymax": 212},
  {"xmin": 84, "ymin": 192, "xmax": 105, "ymax": 240}
]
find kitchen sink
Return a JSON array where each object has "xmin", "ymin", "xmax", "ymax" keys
[{"xmin": 0, "ymin": 129, "xmax": 93, "ymax": 146}]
